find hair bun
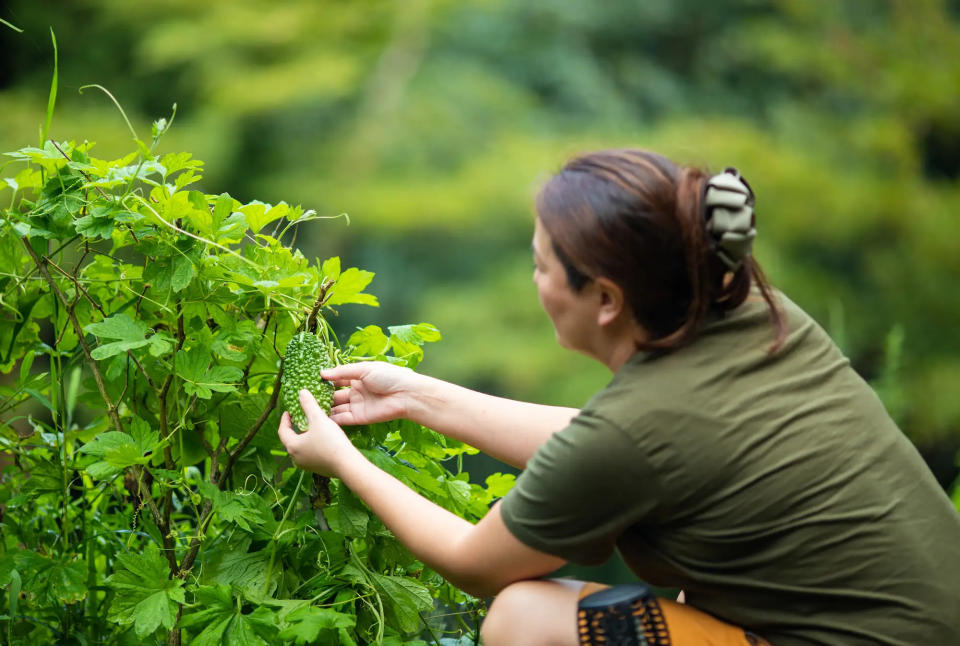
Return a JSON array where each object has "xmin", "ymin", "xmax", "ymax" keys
[{"xmin": 704, "ymin": 168, "xmax": 756, "ymax": 271}]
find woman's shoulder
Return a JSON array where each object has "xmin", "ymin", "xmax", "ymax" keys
[
  {"xmin": 586, "ymin": 289, "xmax": 850, "ymax": 431},
  {"xmin": 689, "ymin": 288, "xmax": 842, "ymax": 368}
]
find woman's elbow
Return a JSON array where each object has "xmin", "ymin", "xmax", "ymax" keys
[{"xmin": 447, "ymin": 567, "xmax": 511, "ymax": 599}]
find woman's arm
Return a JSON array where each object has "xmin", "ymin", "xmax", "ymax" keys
[
  {"xmin": 279, "ymin": 390, "xmax": 566, "ymax": 597},
  {"xmin": 322, "ymin": 363, "xmax": 577, "ymax": 469}
]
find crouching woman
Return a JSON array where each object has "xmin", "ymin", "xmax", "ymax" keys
[{"xmin": 278, "ymin": 149, "xmax": 960, "ymax": 645}]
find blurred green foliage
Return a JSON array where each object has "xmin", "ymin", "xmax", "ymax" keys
[{"xmin": 2, "ymin": 0, "xmax": 959, "ymax": 477}]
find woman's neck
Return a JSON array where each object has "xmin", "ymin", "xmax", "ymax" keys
[
  {"xmin": 602, "ymin": 338, "xmax": 641, "ymax": 373},
  {"xmin": 591, "ymin": 318, "xmax": 647, "ymax": 373}
]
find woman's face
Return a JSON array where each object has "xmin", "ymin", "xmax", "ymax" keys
[{"xmin": 532, "ymin": 218, "xmax": 596, "ymax": 353}]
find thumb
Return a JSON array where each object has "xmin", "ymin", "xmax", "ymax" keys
[{"xmin": 298, "ymin": 389, "xmax": 329, "ymax": 427}]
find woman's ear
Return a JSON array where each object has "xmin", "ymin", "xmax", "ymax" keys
[{"xmin": 593, "ymin": 277, "xmax": 626, "ymax": 327}]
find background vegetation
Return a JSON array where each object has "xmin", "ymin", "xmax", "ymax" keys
[{"xmin": 3, "ymin": 0, "xmax": 959, "ymax": 586}]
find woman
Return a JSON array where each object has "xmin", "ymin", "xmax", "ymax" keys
[{"xmin": 278, "ymin": 149, "xmax": 960, "ymax": 645}]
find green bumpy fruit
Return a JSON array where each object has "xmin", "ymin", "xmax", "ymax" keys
[{"xmin": 280, "ymin": 331, "xmax": 334, "ymax": 432}]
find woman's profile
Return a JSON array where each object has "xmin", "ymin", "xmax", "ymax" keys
[{"xmin": 278, "ymin": 149, "xmax": 960, "ymax": 645}]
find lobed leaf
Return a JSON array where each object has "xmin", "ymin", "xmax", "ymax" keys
[
  {"xmin": 347, "ymin": 325, "xmax": 390, "ymax": 356},
  {"xmin": 179, "ymin": 584, "xmax": 279, "ymax": 646},
  {"xmin": 372, "ymin": 573, "xmax": 433, "ymax": 635},
  {"xmin": 277, "ymin": 605, "xmax": 355, "ymax": 645},
  {"xmin": 197, "ymin": 481, "xmax": 266, "ymax": 532},
  {"xmin": 175, "ymin": 347, "xmax": 243, "ymax": 399},
  {"xmin": 106, "ymin": 543, "xmax": 185, "ymax": 637},
  {"xmin": 85, "ymin": 312, "xmax": 152, "ymax": 359},
  {"xmin": 78, "ymin": 428, "xmax": 156, "ymax": 478},
  {"xmin": 327, "ymin": 267, "xmax": 378, "ymax": 307}
]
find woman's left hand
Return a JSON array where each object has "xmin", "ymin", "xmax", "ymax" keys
[{"xmin": 277, "ymin": 389, "xmax": 358, "ymax": 477}]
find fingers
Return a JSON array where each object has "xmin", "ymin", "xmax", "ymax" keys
[
  {"xmin": 328, "ymin": 405, "xmax": 357, "ymax": 427},
  {"xmin": 298, "ymin": 389, "xmax": 329, "ymax": 428},
  {"xmin": 277, "ymin": 411, "xmax": 299, "ymax": 446},
  {"xmin": 332, "ymin": 387, "xmax": 353, "ymax": 407},
  {"xmin": 321, "ymin": 362, "xmax": 373, "ymax": 386}
]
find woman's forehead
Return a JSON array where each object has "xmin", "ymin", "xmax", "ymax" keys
[{"xmin": 531, "ymin": 221, "xmax": 550, "ymax": 255}]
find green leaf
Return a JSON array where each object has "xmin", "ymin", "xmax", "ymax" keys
[
  {"xmin": 383, "ymin": 323, "xmax": 442, "ymax": 368},
  {"xmin": 320, "ymin": 256, "xmax": 341, "ymax": 283},
  {"xmin": 24, "ymin": 387, "xmax": 54, "ymax": 414},
  {"xmin": 397, "ymin": 420, "xmax": 447, "ymax": 460},
  {"xmin": 48, "ymin": 559, "xmax": 87, "ymax": 604},
  {"xmin": 130, "ymin": 416, "xmax": 161, "ymax": 455},
  {"xmin": 216, "ymin": 212, "xmax": 247, "ymax": 243},
  {"xmin": 388, "ymin": 324, "xmax": 441, "ymax": 355},
  {"xmin": 362, "ymin": 449, "xmax": 445, "ymax": 498},
  {"xmin": 390, "ymin": 323, "xmax": 442, "ymax": 344},
  {"xmin": 106, "ymin": 543, "xmax": 185, "ymax": 637},
  {"xmin": 180, "ymin": 584, "xmax": 278, "ymax": 646},
  {"xmin": 149, "ymin": 332, "xmax": 174, "ymax": 357},
  {"xmin": 325, "ymin": 487, "xmax": 369, "ymax": 538},
  {"xmin": 143, "ymin": 256, "xmax": 173, "ymax": 294},
  {"xmin": 74, "ymin": 204, "xmax": 117, "ymax": 239},
  {"xmin": 371, "ymin": 573, "xmax": 433, "ymax": 634},
  {"xmin": 202, "ymin": 538, "xmax": 275, "ymax": 597},
  {"xmin": 8, "ymin": 551, "xmax": 87, "ymax": 605},
  {"xmin": 89, "ymin": 339, "xmax": 149, "ymax": 360},
  {"xmin": 160, "ymin": 151, "xmax": 202, "ymax": 175},
  {"xmin": 78, "ymin": 430, "xmax": 151, "ymax": 478},
  {"xmin": 85, "ymin": 313, "xmax": 152, "ymax": 359},
  {"xmin": 221, "ymin": 393, "xmax": 282, "ymax": 450},
  {"xmin": 485, "ymin": 473, "xmax": 516, "ymax": 498},
  {"xmin": 175, "ymin": 169, "xmax": 203, "ymax": 190},
  {"xmin": 84, "ymin": 312, "xmax": 148, "ymax": 342},
  {"xmin": 171, "ymin": 253, "xmax": 196, "ymax": 292},
  {"xmin": 442, "ymin": 477, "xmax": 472, "ymax": 513},
  {"xmin": 241, "ymin": 200, "xmax": 290, "ymax": 233},
  {"xmin": 175, "ymin": 348, "xmax": 243, "ymax": 399},
  {"xmin": 197, "ymin": 481, "xmax": 266, "ymax": 532},
  {"xmin": 347, "ymin": 326, "xmax": 390, "ymax": 356},
  {"xmin": 277, "ymin": 605, "xmax": 355, "ymax": 645},
  {"xmin": 6, "ymin": 569, "xmax": 21, "ymax": 623},
  {"xmin": 5, "ymin": 146, "xmax": 57, "ymax": 161},
  {"xmin": 212, "ymin": 192, "xmax": 235, "ymax": 230},
  {"xmin": 21, "ymin": 459, "xmax": 62, "ymax": 495},
  {"xmin": 327, "ymin": 267, "xmax": 378, "ymax": 307}
]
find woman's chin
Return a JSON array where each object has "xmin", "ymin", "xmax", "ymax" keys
[{"xmin": 554, "ymin": 331, "xmax": 582, "ymax": 354}]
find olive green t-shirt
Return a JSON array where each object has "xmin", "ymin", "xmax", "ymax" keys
[{"xmin": 500, "ymin": 292, "xmax": 960, "ymax": 645}]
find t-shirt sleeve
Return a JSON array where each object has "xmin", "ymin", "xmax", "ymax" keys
[{"xmin": 499, "ymin": 409, "xmax": 662, "ymax": 565}]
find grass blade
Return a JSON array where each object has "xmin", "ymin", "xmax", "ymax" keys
[
  {"xmin": 0, "ymin": 17, "xmax": 24, "ymax": 32},
  {"xmin": 41, "ymin": 28, "xmax": 58, "ymax": 145}
]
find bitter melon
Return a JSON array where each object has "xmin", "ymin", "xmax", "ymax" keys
[{"xmin": 280, "ymin": 331, "xmax": 334, "ymax": 431}]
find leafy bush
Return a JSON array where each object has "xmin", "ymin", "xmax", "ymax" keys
[{"xmin": 0, "ymin": 108, "xmax": 501, "ymax": 644}]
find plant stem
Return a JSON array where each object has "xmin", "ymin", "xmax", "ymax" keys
[
  {"xmin": 216, "ymin": 368, "xmax": 283, "ymax": 487},
  {"xmin": 419, "ymin": 611, "xmax": 443, "ymax": 646},
  {"xmin": 262, "ymin": 470, "xmax": 306, "ymax": 596},
  {"xmin": 50, "ymin": 293, "xmax": 71, "ymax": 555}
]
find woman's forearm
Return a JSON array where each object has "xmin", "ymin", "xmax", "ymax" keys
[
  {"xmin": 406, "ymin": 375, "xmax": 578, "ymax": 469},
  {"xmin": 277, "ymin": 392, "xmax": 568, "ymax": 598}
]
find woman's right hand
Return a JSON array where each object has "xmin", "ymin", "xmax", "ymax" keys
[{"xmin": 321, "ymin": 361, "xmax": 423, "ymax": 426}]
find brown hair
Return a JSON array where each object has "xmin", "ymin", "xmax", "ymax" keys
[{"xmin": 536, "ymin": 148, "xmax": 786, "ymax": 352}]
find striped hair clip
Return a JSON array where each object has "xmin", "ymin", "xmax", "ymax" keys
[{"xmin": 703, "ymin": 168, "xmax": 756, "ymax": 271}]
